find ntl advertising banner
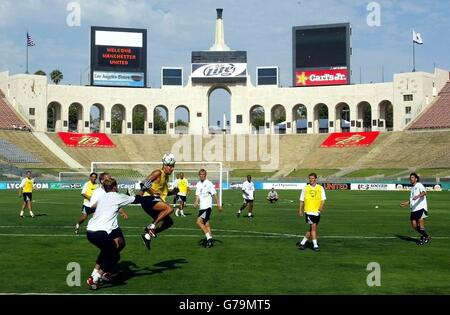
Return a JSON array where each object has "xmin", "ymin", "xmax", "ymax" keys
[
  {"xmin": 57, "ymin": 132, "xmax": 116, "ymax": 147},
  {"xmin": 321, "ymin": 132, "xmax": 380, "ymax": 148},
  {"xmin": 295, "ymin": 68, "xmax": 348, "ymax": 86}
]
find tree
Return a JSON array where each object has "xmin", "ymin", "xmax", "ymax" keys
[
  {"xmin": 175, "ymin": 119, "xmax": 188, "ymax": 127},
  {"xmin": 68, "ymin": 105, "xmax": 80, "ymax": 132},
  {"xmin": 111, "ymin": 105, "xmax": 124, "ymax": 134},
  {"xmin": 293, "ymin": 105, "xmax": 307, "ymax": 120},
  {"xmin": 34, "ymin": 70, "xmax": 46, "ymax": 76},
  {"xmin": 154, "ymin": 108, "xmax": 167, "ymax": 134},
  {"xmin": 50, "ymin": 69, "xmax": 63, "ymax": 84},
  {"xmin": 272, "ymin": 105, "xmax": 286, "ymax": 124},
  {"xmin": 47, "ymin": 106, "xmax": 55, "ymax": 131},
  {"xmin": 132, "ymin": 105, "xmax": 146, "ymax": 134},
  {"xmin": 250, "ymin": 106, "xmax": 265, "ymax": 130}
]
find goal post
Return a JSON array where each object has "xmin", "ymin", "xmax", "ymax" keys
[{"xmin": 90, "ymin": 161, "xmax": 224, "ymax": 206}]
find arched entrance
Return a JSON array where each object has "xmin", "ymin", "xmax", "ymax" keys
[
  {"xmin": 154, "ymin": 105, "xmax": 168, "ymax": 134},
  {"xmin": 175, "ymin": 105, "xmax": 190, "ymax": 134},
  {"xmin": 47, "ymin": 102, "xmax": 62, "ymax": 132},
  {"xmin": 208, "ymin": 87, "xmax": 231, "ymax": 134},
  {"xmin": 292, "ymin": 104, "xmax": 307, "ymax": 134},
  {"xmin": 68, "ymin": 102, "xmax": 83, "ymax": 132},
  {"xmin": 132, "ymin": 104, "xmax": 147, "ymax": 134},
  {"xmin": 335, "ymin": 102, "xmax": 350, "ymax": 132},
  {"xmin": 249, "ymin": 105, "xmax": 265, "ymax": 134},
  {"xmin": 271, "ymin": 104, "xmax": 286, "ymax": 134},
  {"xmin": 90, "ymin": 103, "xmax": 104, "ymax": 133},
  {"xmin": 314, "ymin": 103, "xmax": 329, "ymax": 133},
  {"xmin": 357, "ymin": 101, "xmax": 372, "ymax": 131},
  {"xmin": 111, "ymin": 104, "xmax": 126, "ymax": 134},
  {"xmin": 379, "ymin": 100, "xmax": 393, "ymax": 131}
]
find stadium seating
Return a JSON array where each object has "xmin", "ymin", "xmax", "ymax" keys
[
  {"xmin": 0, "ymin": 130, "xmax": 67, "ymax": 169},
  {"xmin": 408, "ymin": 81, "xmax": 450, "ymax": 130},
  {"xmin": 0, "ymin": 89, "xmax": 30, "ymax": 130},
  {"xmin": 0, "ymin": 139, "xmax": 41, "ymax": 163}
]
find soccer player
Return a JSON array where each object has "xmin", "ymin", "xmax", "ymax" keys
[
  {"xmin": 237, "ymin": 175, "xmax": 255, "ymax": 218},
  {"xmin": 297, "ymin": 173, "xmax": 326, "ymax": 252},
  {"xmin": 175, "ymin": 172, "xmax": 189, "ymax": 217},
  {"xmin": 400, "ymin": 172, "xmax": 431, "ymax": 245},
  {"xmin": 139, "ymin": 153, "xmax": 179, "ymax": 250},
  {"xmin": 89, "ymin": 172, "xmax": 128, "ymax": 220},
  {"xmin": 194, "ymin": 169, "xmax": 222, "ymax": 248},
  {"xmin": 267, "ymin": 187, "xmax": 279, "ymax": 203},
  {"xmin": 75, "ymin": 172, "xmax": 98, "ymax": 234},
  {"xmin": 172, "ymin": 173, "xmax": 180, "ymax": 207},
  {"xmin": 18, "ymin": 170, "xmax": 35, "ymax": 218},
  {"xmin": 85, "ymin": 178, "xmax": 141, "ymax": 290}
]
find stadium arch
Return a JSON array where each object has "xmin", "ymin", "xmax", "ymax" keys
[
  {"xmin": 378, "ymin": 100, "xmax": 393, "ymax": 131},
  {"xmin": 175, "ymin": 105, "xmax": 190, "ymax": 134},
  {"xmin": 292, "ymin": 104, "xmax": 307, "ymax": 134},
  {"xmin": 47, "ymin": 101, "xmax": 62, "ymax": 132},
  {"xmin": 271, "ymin": 104, "xmax": 286, "ymax": 134},
  {"xmin": 132, "ymin": 104, "xmax": 147, "ymax": 134},
  {"xmin": 208, "ymin": 85, "xmax": 231, "ymax": 134},
  {"xmin": 335, "ymin": 102, "xmax": 350, "ymax": 132},
  {"xmin": 111, "ymin": 104, "xmax": 126, "ymax": 134},
  {"xmin": 68, "ymin": 102, "xmax": 83, "ymax": 132},
  {"xmin": 314, "ymin": 103, "xmax": 329, "ymax": 133},
  {"xmin": 154, "ymin": 105, "xmax": 168, "ymax": 134},
  {"xmin": 357, "ymin": 101, "xmax": 372, "ymax": 131},
  {"xmin": 249, "ymin": 105, "xmax": 265, "ymax": 134},
  {"xmin": 90, "ymin": 103, "xmax": 105, "ymax": 133}
]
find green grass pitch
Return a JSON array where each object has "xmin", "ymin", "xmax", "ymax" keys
[{"xmin": 1, "ymin": 189, "xmax": 449, "ymax": 294}]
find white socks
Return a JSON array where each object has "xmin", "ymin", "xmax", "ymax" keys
[
  {"xmin": 312, "ymin": 239, "xmax": 318, "ymax": 248},
  {"xmin": 205, "ymin": 233, "xmax": 212, "ymax": 240}
]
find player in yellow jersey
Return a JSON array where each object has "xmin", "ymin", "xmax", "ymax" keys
[
  {"xmin": 139, "ymin": 153, "xmax": 179, "ymax": 250},
  {"xmin": 75, "ymin": 173, "xmax": 98, "ymax": 234},
  {"xmin": 175, "ymin": 172, "xmax": 189, "ymax": 217},
  {"xmin": 297, "ymin": 173, "xmax": 326, "ymax": 252},
  {"xmin": 19, "ymin": 171, "xmax": 35, "ymax": 218}
]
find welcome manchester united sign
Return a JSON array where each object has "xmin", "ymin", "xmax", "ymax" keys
[{"xmin": 58, "ymin": 132, "xmax": 116, "ymax": 147}]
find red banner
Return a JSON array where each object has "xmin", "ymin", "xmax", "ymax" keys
[
  {"xmin": 321, "ymin": 132, "xmax": 380, "ymax": 148},
  {"xmin": 295, "ymin": 68, "xmax": 349, "ymax": 86},
  {"xmin": 57, "ymin": 132, "xmax": 116, "ymax": 147}
]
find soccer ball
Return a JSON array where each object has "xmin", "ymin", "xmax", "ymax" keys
[{"xmin": 162, "ymin": 153, "xmax": 176, "ymax": 166}]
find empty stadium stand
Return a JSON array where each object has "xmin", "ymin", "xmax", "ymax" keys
[
  {"xmin": 0, "ymin": 88, "xmax": 30, "ymax": 130},
  {"xmin": 45, "ymin": 131, "xmax": 450, "ymax": 175},
  {"xmin": 408, "ymin": 81, "xmax": 450, "ymax": 130},
  {"xmin": 0, "ymin": 139, "xmax": 41, "ymax": 163},
  {"xmin": 0, "ymin": 130, "xmax": 68, "ymax": 169}
]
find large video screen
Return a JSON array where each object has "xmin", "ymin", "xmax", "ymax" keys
[
  {"xmin": 91, "ymin": 26, "xmax": 147, "ymax": 87},
  {"xmin": 293, "ymin": 23, "xmax": 350, "ymax": 86}
]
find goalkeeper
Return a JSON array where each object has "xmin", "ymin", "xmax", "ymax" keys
[{"xmin": 138, "ymin": 153, "xmax": 179, "ymax": 251}]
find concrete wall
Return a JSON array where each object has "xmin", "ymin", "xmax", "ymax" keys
[{"xmin": 0, "ymin": 68, "xmax": 448, "ymax": 135}]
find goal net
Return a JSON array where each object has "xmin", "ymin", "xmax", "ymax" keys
[{"xmin": 91, "ymin": 161, "xmax": 224, "ymax": 206}]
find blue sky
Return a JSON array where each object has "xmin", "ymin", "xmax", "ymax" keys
[{"xmin": 0, "ymin": 0, "xmax": 449, "ymax": 124}]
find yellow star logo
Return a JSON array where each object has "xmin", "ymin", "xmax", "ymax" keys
[{"xmin": 296, "ymin": 72, "xmax": 309, "ymax": 85}]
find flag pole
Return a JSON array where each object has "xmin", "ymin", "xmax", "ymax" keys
[
  {"xmin": 26, "ymin": 33, "xmax": 29, "ymax": 74},
  {"xmin": 412, "ymin": 40, "xmax": 416, "ymax": 72}
]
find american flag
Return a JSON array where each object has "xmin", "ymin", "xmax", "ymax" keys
[{"xmin": 27, "ymin": 33, "xmax": 35, "ymax": 46}]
